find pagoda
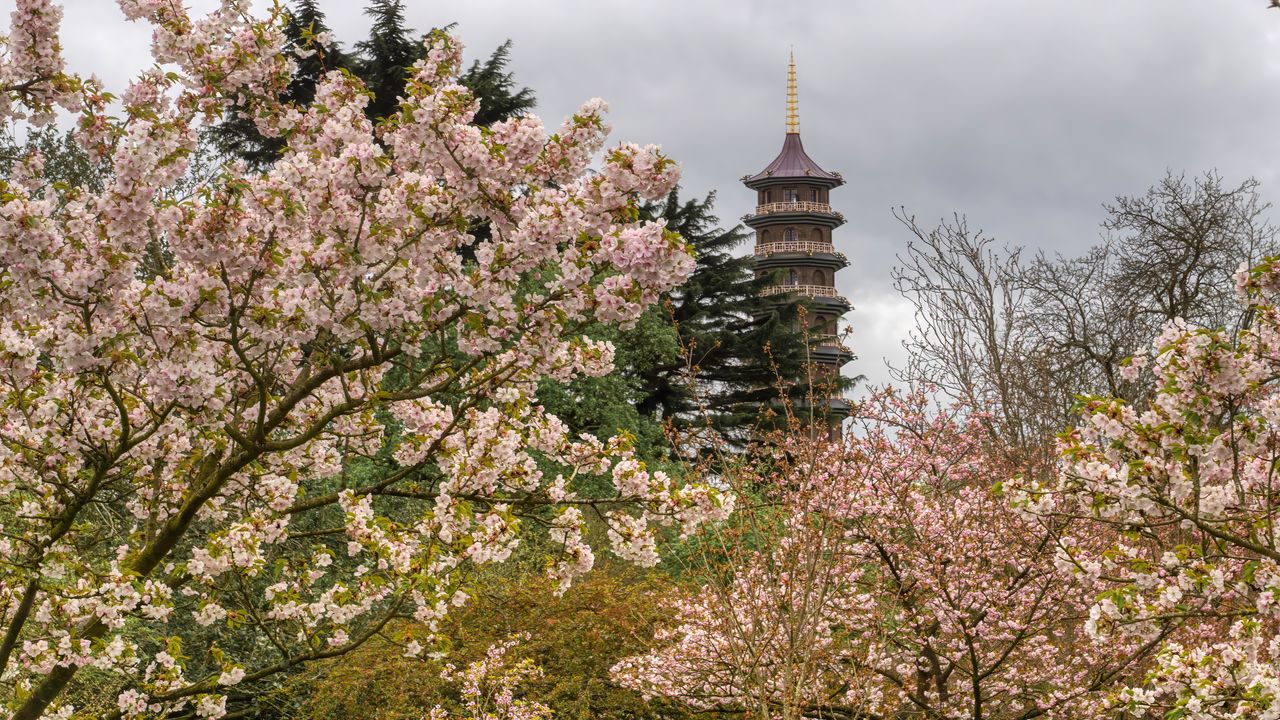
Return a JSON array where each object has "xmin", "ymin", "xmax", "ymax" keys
[{"xmin": 742, "ymin": 51, "xmax": 853, "ymax": 434}]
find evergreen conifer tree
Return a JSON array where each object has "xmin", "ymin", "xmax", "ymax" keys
[
  {"xmin": 283, "ymin": 0, "xmax": 349, "ymax": 107},
  {"xmin": 209, "ymin": 0, "xmax": 350, "ymax": 168},
  {"xmin": 458, "ymin": 40, "xmax": 536, "ymax": 126},
  {"xmin": 355, "ymin": 4, "xmax": 535, "ymax": 126},
  {"xmin": 635, "ymin": 189, "xmax": 844, "ymax": 441},
  {"xmin": 354, "ymin": 0, "xmax": 422, "ymax": 122},
  {"xmin": 214, "ymin": 1, "xmax": 535, "ymax": 165}
]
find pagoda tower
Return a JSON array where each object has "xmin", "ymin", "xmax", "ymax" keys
[{"xmin": 742, "ymin": 51, "xmax": 853, "ymax": 433}]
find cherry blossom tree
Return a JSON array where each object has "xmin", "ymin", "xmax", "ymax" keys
[
  {"xmin": 0, "ymin": 2, "xmax": 733, "ymax": 718},
  {"xmin": 1014, "ymin": 256, "xmax": 1280, "ymax": 718},
  {"xmin": 615, "ymin": 391, "xmax": 1157, "ymax": 719}
]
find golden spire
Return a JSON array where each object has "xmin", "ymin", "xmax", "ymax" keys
[{"xmin": 786, "ymin": 48, "xmax": 799, "ymax": 134}]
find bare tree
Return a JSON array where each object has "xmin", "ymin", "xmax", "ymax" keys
[
  {"xmin": 893, "ymin": 171, "xmax": 1277, "ymax": 460},
  {"xmin": 1105, "ymin": 171, "xmax": 1274, "ymax": 330},
  {"xmin": 1021, "ymin": 244, "xmax": 1146, "ymax": 403},
  {"xmin": 1026, "ymin": 171, "xmax": 1276, "ymax": 405},
  {"xmin": 892, "ymin": 210, "xmax": 1062, "ymax": 462}
]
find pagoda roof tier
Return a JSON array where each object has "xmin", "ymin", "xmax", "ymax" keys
[
  {"xmin": 743, "ymin": 133, "xmax": 844, "ymax": 190},
  {"xmin": 810, "ymin": 341, "xmax": 856, "ymax": 368}
]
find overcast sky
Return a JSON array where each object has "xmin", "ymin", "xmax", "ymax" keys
[{"xmin": 36, "ymin": 0, "xmax": 1280, "ymax": 387}]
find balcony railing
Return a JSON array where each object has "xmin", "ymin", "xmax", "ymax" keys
[
  {"xmin": 754, "ymin": 241, "xmax": 848, "ymax": 261},
  {"xmin": 752, "ymin": 201, "xmax": 841, "ymax": 217},
  {"xmin": 761, "ymin": 285, "xmax": 851, "ymax": 306}
]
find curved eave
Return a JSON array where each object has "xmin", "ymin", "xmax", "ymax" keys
[
  {"xmin": 743, "ymin": 174, "xmax": 844, "ymax": 191},
  {"xmin": 762, "ymin": 294, "xmax": 853, "ymax": 314},
  {"xmin": 791, "ymin": 397, "xmax": 853, "ymax": 418},
  {"xmin": 826, "ymin": 398, "xmax": 852, "ymax": 418},
  {"xmin": 743, "ymin": 211, "xmax": 846, "ymax": 230},
  {"xmin": 809, "ymin": 295, "xmax": 853, "ymax": 313},
  {"xmin": 754, "ymin": 252, "xmax": 849, "ymax": 272},
  {"xmin": 811, "ymin": 345, "xmax": 856, "ymax": 366}
]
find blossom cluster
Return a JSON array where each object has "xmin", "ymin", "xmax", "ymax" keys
[{"xmin": 0, "ymin": 0, "xmax": 79, "ymax": 124}]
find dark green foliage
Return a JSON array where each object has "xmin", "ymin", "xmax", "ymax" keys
[
  {"xmin": 209, "ymin": 0, "xmax": 351, "ymax": 169},
  {"xmin": 458, "ymin": 40, "xmax": 536, "ymax": 126},
  {"xmin": 354, "ymin": 0, "xmax": 422, "ymax": 122},
  {"xmin": 354, "ymin": 5, "xmax": 535, "ymax": 125},
  {"xmin": 537, "ymin": 310, "xmax": 680, "ymax": 466},
  {"xmin": 635, "ymin": 188, "xmax": 832, "ymax": 442},
  {"xmin": 283, "ymin": 0, "xmax": 351, "ymax": 109},
  {"xmin": 0, "ymin": 126, "xmax": 107, "ymax": 194},
  {"xmin": 213, "ymin": 1, "xmax": 535, "ymax": 167}
]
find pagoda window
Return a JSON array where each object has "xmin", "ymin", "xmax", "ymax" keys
[
  {"xmin": 787, "ymin": 270, "xmax": 798, "ymax": 286},
  {"xmin": 783, "ymin": 227, "xmax": 797, "ymax": 243},
  {"xmin": 810, "ymin": 188, "xmax": 819, "ymax": 202},
  {"xmin": 763, "ymin": 190, "xmax": 774, "ymax": 203},
  {"xmin": 784, "ymin": 188, "xmax": 800, "ymax": 203}
]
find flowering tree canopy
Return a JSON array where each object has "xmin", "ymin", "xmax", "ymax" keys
[
  {"xmin": 0, "ymin": 2, "xmax": 733, "ymax": 718},
  {"xmin": 1019, "ymin": 259, "xmax": 1280, "ymax": 719},
  {"xmin": 615, "ymin": 391, "xmax": 1154, "ymax": 720}
]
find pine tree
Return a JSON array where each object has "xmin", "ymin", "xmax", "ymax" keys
[
  {"xmin": 458, "ymin": 40, "xmax": 536, "ymax": 126},
  {"xmin": 214, "ymin": 2, "xmax": 535, "ymax": 166},
  {"xmin": 633, "ymin": 188, "xmax": 830, "ymax": 441},
  {"xmin": 355, "ymin": 5, "xmax": 535, "ymax": 126},
  {"xmin": 209, "ymin": 0, "xmax": 350, "ymax": 168},
  {"xmin": 354, "ymin": 0, "xmax": 422, "ymax": 122},
  {"xmin": 284, "ymin": 0, "xmax": 349, "ymax": 107}
]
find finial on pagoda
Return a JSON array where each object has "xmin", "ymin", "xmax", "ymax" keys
[{"xmin": 786, "ymin": 48, "xmax": 799, "ymax": 135}]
